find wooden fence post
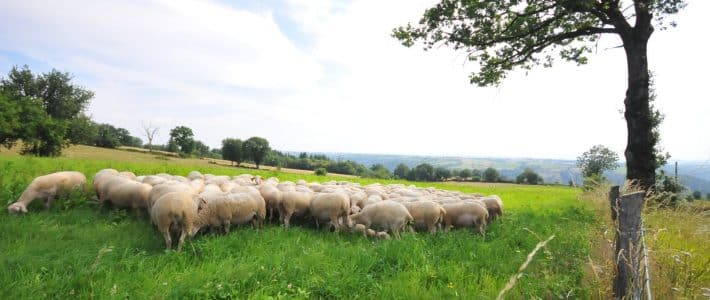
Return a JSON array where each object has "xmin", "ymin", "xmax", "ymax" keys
[
  {"xmin": 609, "ymin": 186, "xmax": 620, "ymax": 221},
  {"xmin": 613, "ymin": 191, "xmax": 646, "ymax": 299}
]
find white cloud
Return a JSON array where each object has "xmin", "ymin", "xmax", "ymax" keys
[{"xmin": 0, "ymin": 0, "xmax": 707, "ymax": 161}]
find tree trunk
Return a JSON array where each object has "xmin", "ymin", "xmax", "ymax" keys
[{"xmin": 622, "ymin": 35, "xmax": 655, "ymax": 190}]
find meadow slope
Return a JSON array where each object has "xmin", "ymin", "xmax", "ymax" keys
[{"xmin": 0, "ymin": 146, "xmax": 596, "ymax": 299}]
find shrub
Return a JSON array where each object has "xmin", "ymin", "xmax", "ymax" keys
[{"xmin": 314, "ymin": 167, "xmax": 327, "ymax": 176}]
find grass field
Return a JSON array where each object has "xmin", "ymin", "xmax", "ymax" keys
[{"xmin": 0, "ymin": 146, "xmax": 598, "ymax": 299}]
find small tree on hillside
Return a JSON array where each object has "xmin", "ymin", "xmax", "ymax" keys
[
  {"xmin": 370, "ymin": 164, "xmax": 392, "ymax": 179},
  {"xmin": 411, "ymin": 163, "xmax": 435, "ymax": 181},
  {"xmin": 471, "ymin": 169, "xmax": 482, "ymax": 182},
  {"xmin": 516, "ymin": 168, "xmax": 543, "ymax": 185},
  {"xmin": 577, "ymin": 145, "xmax": 619, "ymax": 178},
  {"xmin": 434, "ymin": 167, "xmax": 451, "ymax": 182},
  {"xmin": 394, "ymin": 163, "xmax": 410, "ymax": 179},
  {"xmin": 169, "ymin": 126, "xmax": 195, "ymax": 155},
  {"xmin": 459, "ymin": 168, "xmax": 472, "ymax": 181},
  {"xmin": 243, "ymin": 136, "xmax": 270, "ymax": 169},
  {"xmin": 483, "ymin": 167, "xmax": 500, "ymax": 182},
  {"xmin": 221, "ymin": 138, "xmax": 244, "ymax": 166}
]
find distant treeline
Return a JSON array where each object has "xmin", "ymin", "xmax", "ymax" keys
[{"xmin": 0, "ymin": 66, "xmax": 545, "ymax": 184}]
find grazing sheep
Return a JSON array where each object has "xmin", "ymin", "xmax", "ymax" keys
[
  {"xmin": 366, "ymin": 228, "xmax": 377, "ymax": 237},
  {"xmin": 150, "ymin": 192, "xmax": 199, "ymax": 251},
  {"xmin": 376, "ymin": 231, "xmax": 391, "ymax": 240},
  {"xmin": 350, "ymin": 200, "xmax": 413, "ymax": 239},
  {"xmin": 92, "ymin": 169, "xmax": 119, "ymax": 198},
  {"xmin": 279, "ymin": 191, "xmax": 313, "ymax": 227},
  {"xmin": 97, "ymin": 176, "xmax": 131, "ymax": 201},
  {"xmin": 350, "ymin": 205, "xmax": 361, "ymax": 214},
  {"xmin": 348, "ymin": 191, "xmax": 368, "ymax": 208},
  {"xmin": 148, "ymin": 183, "xmax": 196, "ymax": 210},
  {"xmin": 171, "ymin": 175, "xmax": 189, "ymax": 183},
  {"xmin": 118, "ymin": 171, "xmax": 137, "ymax": 180},
  {"xmin": 187, "ymin": 170, "xmax": 204, "ymax": 181},
  {"xmin": 479, "ymin": 196, "xmax": 504, "ymax": 221},
  {"xmin": 220, "ymin": 182, "xmax": 238, "ymax": 193},
  {"xmin": 8, "ymin": 171, "xmax": 87, "ymax": 214},
  {"xmin": 202, "ymin": 184, "xmax": 222, "ymax": 194},
  {"xmin": 442, "ymin": 202, "xmax": 489, "ymax": 236},
  {"xmin": 189, "ymin": 179, "xmax": 205, "ymax": 194},
  {"xmin": 102, "ymin": 181, "xmax": 153, "ymax": 212},
  {"xmin": 277, "ymin": 182, "xmax": 296, "ymax": 192},
  {"xmin": 310, "ymin": 191, "xmax": 351, "ymax": 232},
  {"xmin": 258, "ymin": 184, "xmax": 282, "ymax": 221},
  {"xmin": 352, "ymin": 223, "xmax": 368, "ymax": 237},
  {"xmin": 402, "ymin": 201, "xmax": 446, "ymax": 234},
  {"xmin": 193, "ymin": 192, "xmax": 266, "ymax": 234},
  {"xmin": 142, "ymin": 175, "xmax": 167, "ymax": 186}
]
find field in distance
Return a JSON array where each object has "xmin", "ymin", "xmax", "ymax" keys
[{"xmin": 0, "ymin": 145, "xmax": 595, "ymax": 299}]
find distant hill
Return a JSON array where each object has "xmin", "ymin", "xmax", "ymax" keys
[{"xmin": 288, "ymin": 151, "xmax": 710, "ymax": 193}]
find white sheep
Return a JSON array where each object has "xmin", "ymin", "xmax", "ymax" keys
[
  {"xmin": 192, "ymin": 192, "xmax": 266, "ymax": 234},
  {"xmin": 148, "ymin": 183, "xmax": 196, "ymax": 210},
  {"xmin": 279, "ymin": 191, "xmax": 313, "ymax": 228},
  {"xmin": 102, "ymin": 180, "xmax": 153, "ymax": 213},
  {"xmin": 150, "ymin": 191, "xmax": 199, "ymax": 251},
  {"xmin": 187, "ymin": 170, "xmax": 204, "ymax": 181},
  {"xmin": 92, "ymin": 169, "xmax": 118, "ymax": 198},
  {"xmin": 8, "ymin": 171, "xmax": 87, "ymax": 214},
  {"xmin": 349, "ymin": 200, "xmax": 413, "ymax": 239},
  {"xmin": 402, "ymin": 201, "xmax": 446, "ymax": 234},
  {"xmin": 442, "ymin": 202, "xmax": 489, "ymax": 236},
  {"xmin": 310, "ymin": 191, "xmax": 351, "ymax": 232},
  {"xmin": 376, "ymin": 231, "xmax": 391, "ymax": 240},
  {"xmin": 258, "ymin": 184, "xmax": 282, "ymax": 221}
]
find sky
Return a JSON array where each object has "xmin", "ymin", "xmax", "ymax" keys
[{"xmin": 0, "ymin": 0, "xmax": 707, "ymax": 161}]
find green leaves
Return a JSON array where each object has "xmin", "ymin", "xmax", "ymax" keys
[{"xmin": 393, "ymin": 0, "xmax": 684, "ymax": 87}]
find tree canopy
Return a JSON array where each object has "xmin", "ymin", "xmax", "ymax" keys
[
  {"xmin": 221, "ymin": 138, "xmax": 244, "ymax": 166},
  {"xmin": 0, "ymin": 66, "xmax": 93, "ymax": 156},
  {"xmin": 169, "ymin": 126, "xmax": 195, "ymax": 155},
  {"xmin": 577, "ymin": 145, "xmax": 619, "ymax": 178},
  {"xmin": 243, "ymin": 137, "xmax": 270, "ymax": 169}
]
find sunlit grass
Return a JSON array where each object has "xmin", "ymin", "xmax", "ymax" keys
[{"xmin": 0, "ymin": 146, "xmax": 596, "ymax": 298}]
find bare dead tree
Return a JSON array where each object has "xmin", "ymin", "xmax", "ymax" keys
[{"xmin": 141, "ymin": 122, "xmax": 159, "ymax": 152}]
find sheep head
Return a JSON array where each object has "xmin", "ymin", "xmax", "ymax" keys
[{"xmin": 7, "ymin": 203, "xmax": 28, "ymax": 214}]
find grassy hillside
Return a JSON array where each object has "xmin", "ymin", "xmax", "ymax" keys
[{"xmin": 0, "ymin": 146, "xmax": 599, "ymax": 298}]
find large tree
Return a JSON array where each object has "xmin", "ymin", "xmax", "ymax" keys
[
  {"xmin": 221, "ymin": 138, "xmax": 244, "ymax": 166},
  {"xmin": 243, "ymin": 136, "xmax": 270, "ymax": 169},
  {"xmin": 393, "ymin": 163, "xmax": 411, "ymax": 179},
  {"xmin": 393, "ymin": 0, "xmax": 686, "ymax": 189},
  {"xmin": 169, "ymin": 126, "xmax": 195, "ymax": 155},
  {"xmin": 0, "ymin": 66, "xmax": 93, "ymax": 156}
]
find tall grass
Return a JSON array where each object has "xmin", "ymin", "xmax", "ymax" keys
[
  {"xmin": 0, "ymin": 147, "xmax": 597, "ymax": 299},
  {"xmin": 580, "ymin": 182, "xmax": 710, "ymax": 299}
]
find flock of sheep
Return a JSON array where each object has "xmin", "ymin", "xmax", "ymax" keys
[{"xmin": 7, "ymin": 170, "xmax": 504, "ymax": 251}]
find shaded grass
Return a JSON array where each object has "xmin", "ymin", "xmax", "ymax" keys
[{"xmin": 0, "ymin": 149, "xmax": 597, "ymax": 299}]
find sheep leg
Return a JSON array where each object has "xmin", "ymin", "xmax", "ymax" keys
[
  {"xmin": 283, "ymin": 212, "xmax": 292, "ymax": 228},
  {"xmin": 162, "ymin": 229, "xmax": 172, "ymax": 250},
  {"xmin": 176, "ymin": 229, "xmax": 187, "ymax": 252},
  {"xmin": 223, "ymin": 221, "xmax": 231, "ymax": 234},
  {"xmin": 45, "ymin": 194, "xmax": 55, "ymax": 210}
]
